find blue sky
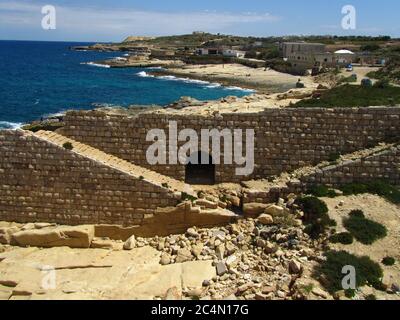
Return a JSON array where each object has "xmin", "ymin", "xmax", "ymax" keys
[{"xmin": 0, "ymin": 0, "xmax": 399, "ymax": 42}]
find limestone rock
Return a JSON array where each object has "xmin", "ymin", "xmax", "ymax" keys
[
  {"xmin": 160, "ymin": 253, "xmax": 171, "ymax": 265},
  {"xmin": 258, "ymin": 214, "xmax": 274, "ymax": 225},
  {"xmin": 289, "ymin": 259, "xmax": 302, "ymax": 274},
  {"xmin": 264, "ymin": 204, "xmax": 285, "ymax": 216},
  {"xmin": 216, "ymin": 261, "xmax": 228, "ymax": 276},
  {"xmin": 0, "ymin": 226, "xmax": 19, "ymax": 245},
  {"xmin": 243, "ymin": 203, "xmax": 269, "ymax": 217},
  {"xmin": 175, "ymin": 248, "xmax": 192, "ymax": 263},
  {"xmin": 12, "ymin": 225, "xmax": 94, "ymax": 248},
  {"xmin": 191, "ymin": 243, "xmax": 204, "ymax": 258},
  {"xmin": 186, "ymin": 228, "xmax": 199, "ymax": 238},
  {"xmin": 123, "ymin": 235, "xmax": 136, "ymax": 250},
  {"xmin": 91, "ymin": 238, "xmax": 116, "ymax": 250},
  {"xmin": 216, "ymin": 244, "xmax": 225, "ymax": 260}
]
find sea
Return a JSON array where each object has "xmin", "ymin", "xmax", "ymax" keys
[{"xmin": 0, "ymin": 40, "xmax": 252, "ymax": 129}]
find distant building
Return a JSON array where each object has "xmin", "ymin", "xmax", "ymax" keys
[
  {"xmin": 280, "ymin": 42, "xmax": 326, "ymax": 58},
  {"xmin": 195, "ymin": 47, "xmax": 223, "ymax": 55},
  {"xmin": 195, "ymin": 47, "xmax": 245, "ymax": 58},
  {"xmin": 280, "ymin": 42, "xmax": 357, "ymax": 73},
  {"xmin": 334, "ymin": 49, "xmax": 355, "ymax": 66},
  {"xmin": 222, "ymin": 49, "xmax": 246, "ymax": 58}
]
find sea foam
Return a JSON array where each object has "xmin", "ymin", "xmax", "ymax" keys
[{"xmin": 0, "ymin": 121, "xmax": 23, "ymax": 129}]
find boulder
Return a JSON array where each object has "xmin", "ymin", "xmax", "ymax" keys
[
  {"xmin": 258, "ymin": 214, "xmax": 274, "ymax": 225},
  {"xmin": 123, "ymin": 235, "xmax": 136, "ymax": 250},
  {"xmin": 216, "ymin": 261, "xmax": 228, "ymax": 276},
  {"xmin": 264, "ymin": 204, "xmax": 285, "ymax": 216},
  {"xmin": 160, "ymin": 253, "xmax": 171, "ymax": 265},
  {"xmin": 91, "ymin": 238, "xmax": 118, "ymax": 250},
  {"xmin": 0, "ymin": 226, "xmax": 20, "ymax": 245},
  {"xmin": 186, "ymin": 228, "xmax": 199, "ymax": 238},
  {"xmin": 289, "ymin": 259, "xmax": 302, "ymax": 274},
  {"xmin": 243, "ymin": 203, "xmax": 269, "ymax": 217},
  {"xmin": 175, "ymin": 248, "xmax": 192, "ymax": 263},
  {"xmin": 12, "ymin": 225, "xmax": 94, "ymax": 248},
  {"xmin": 191, "ymin": 243, "xmax": 204, "ymax": 258}
]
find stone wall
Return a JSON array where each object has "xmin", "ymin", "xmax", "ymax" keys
[
  {"xmin": 59, "ymin": 107, "xmax": 400, "ymax": 183},
  {"xmin": 243, "ymin": 145, "xmax": 400, "ymax": 204},
  {"xmin": 0, "ymin": 130, "xmax": 178, "ymax": 226},
  {"xmin": 300, "ymin": 145, "xmax": 400, "ymax": 187}
]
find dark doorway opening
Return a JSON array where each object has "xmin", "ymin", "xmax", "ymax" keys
[{"xmin": 185, "ymin": 151, "xmax": 215, "ymax": 185}]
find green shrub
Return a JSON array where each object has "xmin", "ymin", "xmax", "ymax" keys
[
  {"xmin": 22, "ymin": 122, "xmax": 64, "ymax": 132},
  {"xmin": 161, "ymin": 182, "xmax": 170, "ymax": 189},
  {"xmin": 343, "ymin": 215, "xmax": 387, "ymax": 245},
  {"xmin": 349, "ymin": 209, "xmax": 365, "ymax": 219},
  {"xmin": 181, "ymin": 192, "xmax": 197, "ymax": 203},
  {"xmin": 328, "ymin": 152, "xmax": 341, "ymax": 163},
  {"xmin": 313, "ymin": 250, "xmax": 383, "ymax": 293},
  {"xmin": 62, "ymin": 142, "xmax": 73, "ymax": 150},
  {"xmin": 308, "ymin": 185, "xmax": 338, "ymax": 198},
  {"xmin": 293, "ymin": 85, "xmax": 400, "ymax": 108},
  {"xmin": 373, "ymin": 78, "xmax": 391, "ymax": 88},
  {"xmin": 345, "ymin": 289, "xmax": 356, "ymax": 298},
  {"xmin": 365, "ymin": 294, "xmax": 377, "ymax": 300},
  {"xmin": 382, "ymin": 256, "xmax": 396, "ymax": 266},
  {"xmin": 139, "ymin": 176, "xmax": 144, "ymax": 180},
  {"xmin": 296, "ymin": 196, "xmax": 335, "ymax": 238},
  {"xmin": 329, "ymin": 232, "xmax": 354, "ymax": 245},
  {"xmin": 340, "ymin": 181, "xmax": 400, "ymax": 204}
]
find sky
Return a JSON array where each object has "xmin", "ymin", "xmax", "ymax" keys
[{"xmin": 0, "ymin": 0, "xmax": 399, "ymax": 42}]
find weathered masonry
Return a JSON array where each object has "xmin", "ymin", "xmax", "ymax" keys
[
  {"xmin": 59, "ymin": 107, "xmax": 400, "ymax": 183},
  {"xmin": 0, "ymin": 106, "xmax": 399, "ymax": 229}
]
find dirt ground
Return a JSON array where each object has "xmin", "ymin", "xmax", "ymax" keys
[
  {"xmin": 339, "ymin": 66, "xmax": 379, "ymax": 85},
  {"xmin": 323, "ymin": 194, "xmax": 400, "ymax": 300}
]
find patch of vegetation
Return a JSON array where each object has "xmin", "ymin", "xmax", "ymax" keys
[
  {"xmin": 308, "ymin": 185, "xmax": 338, "ymax": 198},
  {"xmin": 343, "ymin": 214, "xmax": 387, "ymax": 245},
  {"xmin": 366, "ymin": 56, "xmax": 400, "ymax": 85},
  {"xmin": 62, "ymin": 142, "xmax": 73, "ymax": 150},
  {"xmin": 340, "ymin": 181, "xmax": 400, "ymax": 204},
  {"xmin": 313, "ymin": 250, "xmax": 383, "ymax": 293},
  {"xmin": 296, "ymin": 196, "xmax": 336, "ymax": 238},
  {"xmin": 301, "ymin": 283, "xmax": 314, "ymax": 295},
  {"xmin": 139, "ymin": 176, "xmax": 144, "ymax": 180},
  {"xmin": 294, "ymin": 84, "xmax": 400, "ymax": 108},
  {"xmin": 349, "ymin": 209, "xmax": 365, "ymax": 219},
  {"xmin": 329, "ymin": 232, "xmax": 354, "ymax": 245},
  {"xmin": 360, "ymin": 44, "xmax": 381, "ymax": 52},
  {"xmin": 22, "ymin": 122, "xmax": 64, "ymax": 132},
  {"xmin": 338, "ymin": 75, "xmax": 357, "ymax": 84},
  {"xmin": 181, "ymin": 192, "xmax": 197, "ymax": 203},
  {"xmin": 365, "ymin": 294, "xmax": 377, "ymax": 300},
  {"xmin": 382, "ymin": 256, "xmax": 396, "ymax": 266},
  {"xmin": 161, "ymin": 182, "xmax": 170, "ymax": 189},
  {"xmin": 345, "ymin": 289, "xmax": 356, "ymax": 298}
]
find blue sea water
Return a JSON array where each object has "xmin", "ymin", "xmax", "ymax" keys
[{"xmin": 0, "ymin": 41, "xmax": 251, "ymax": 129}]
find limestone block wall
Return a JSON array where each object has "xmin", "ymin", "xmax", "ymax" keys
[
  {"xmin": 243, "ymin": 145, "xmax": 400, "ymax": 204},
  {"xmin": 59, "ymin": 107, "xmax": 400, "ymax": 183},
  {"xmin": 0, "ymin": 130, "xmax": 178, "ymax": 226},
  {"xmin": 300, "ymin": 145, "xmax": 400, "ymax": 187}
]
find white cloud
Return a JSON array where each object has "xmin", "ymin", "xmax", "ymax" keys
[{"xmin": 0, "ymin": 1, "xmax": 281, "ymax": 40}]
